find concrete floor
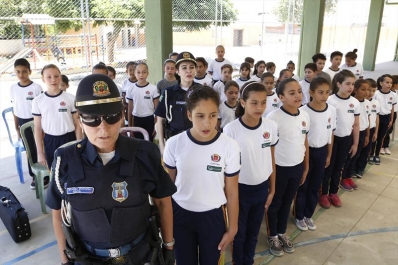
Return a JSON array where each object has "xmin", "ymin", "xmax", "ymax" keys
[{"xmin": 1, "ymin": 62, "xmax": 398, "ymax": 264}]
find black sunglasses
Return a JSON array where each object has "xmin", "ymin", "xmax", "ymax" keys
[{"xmin": 80, "ymin": 112, "xmax": 122, "ymax": 127}]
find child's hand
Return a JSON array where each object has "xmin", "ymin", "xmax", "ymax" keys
[
  {"xmin": 349, "ymin": 144, "xmax": 358, "ymax": 158},
  {"xmin": 325, "ymin": 156, "xmax": 331, "ymax": 168},
  {"xmin": 387, "ymin": 121, "xmax": 392, "ymax": 129},
  {"xmin": 299, "ymin": 172, "xmax": 307, "ymax": 186},
  {"xmin": 372, "ymin": 133, "xmax": 377, "ymax": 142},
  {"xmin": 265, "ymin": 192, "xmax": 274, "ymax": 210},
  {"xmin": 218, "ymin": 230, "xmax": 236, "ymax": 254},
  {"xmin": 363, "ymin": 137, "xmax": 369, "ymax": 147},
  {"xmin": 38, "ymin": 152, "xmax": 47, "ymax": 166}
]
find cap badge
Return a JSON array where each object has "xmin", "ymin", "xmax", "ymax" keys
[
  {"xmin": 183, "ymin": 52, "xmax": 190, "ymax": 58},
  {"xmin": 93, "ymin": 81, "xmax": 111, "ymax": 97}
]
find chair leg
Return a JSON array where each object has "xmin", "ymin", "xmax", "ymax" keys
[
  {"xmin": 15, "ymin": 148, "xmax": 25, "ymax": 184},
  {"xmin": 35, "ymin": 176, "xmax": 39, "ymax": 199},
  {"xmin": 37, "ymin": 174, "xmax": 47, "ymax": 214}
]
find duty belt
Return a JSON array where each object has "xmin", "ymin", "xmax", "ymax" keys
[{"xmin": 82, "ymin": 232, "xmax": 145, "ymax": 258}]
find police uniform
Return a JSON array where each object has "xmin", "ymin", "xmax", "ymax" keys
[{"xmin": 45, "ymin": 74, "xmax": 176, "ymax": 265}]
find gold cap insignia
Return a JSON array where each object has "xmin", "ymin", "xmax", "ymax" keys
[
  {"xmin": 183, "ymin": 52, "xmax": 190, "ymax": 58},
  {"xmin": 93, "ymin": 81, "xmax": 111, "ymax": 97}
]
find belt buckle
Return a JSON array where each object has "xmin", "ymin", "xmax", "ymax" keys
[
  {"xmin": 111, "ymin": 256, "xmax": 127, "ymax": 265},
  {"xmin": 109, "ymin": 248, "xmax": 120, "ymax": 258}
]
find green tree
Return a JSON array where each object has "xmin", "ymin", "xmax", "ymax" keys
[{"xmin": 273, "ymin": 0, "xmax": 338, "ymax": 24}]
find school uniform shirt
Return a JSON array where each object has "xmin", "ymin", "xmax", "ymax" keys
[
  {"xmin": 10, "ymin": 82, "xmax": 43, "ymax": 119},
  {"xmin": 300, "ymin": 104, "xmax": 336, "ymax": 148},
  {"xmin": 194, "ymin": 74, "xmax": 213, "ymax": 87},
  {"xmin": 249, "ymin": 74, "xmax": 261, "ymax": 82},
  {"xmin": 299, "ymin": 79, "xmax": 311, "ymax": 105},
  {"xmin": 213, "ymin": 81, "xmax": 227, "ymax": 103},
  {"xmin": 32, "ymin": 91, "xmax": 76, "ymax": 136},
  {"xmin": 374, "ymin": 90, "xmax": 397, "ymax": 115},
  {"xmin": 121, "ymin": 78, "xmax": 136, "ymax": 94},
  {"xmin": 394, "ymin": 92, "xmax": 398, "ymax": 113},
  {"xmin": 324, "ymin": 67, "xmax": 340, "ymax": 81},
  {"xmin": 208, "ymin": 58, "xmax": 232, "ymax": 81},
  {"xmin": 340, "ymin": 63, "xmax": 364, "ymax": 79},
  {"xmin": 292, "ymin": 74, "xmax": 300, "ymax": 81},
  {"xmin": 223, "ymin": 117, "xmax": 278, "ymax": 185},
  {"xmin": 116, "ymin": 83, "xmax": 123, "ymax": 97},
  {"xmin": 369, "ymin": 98, "xmax": 380, "ymax": 129},
  {"xmin": 126, "ymin": 83, "xmax": 160, "ymax": 117},
  {"xmin": 267, "ymin": 107, "xmax": 309, "ymax": 166},
  {"xmin": 234, "ymin": 77, "xmax": 250, "ymax": 89},
  {"xmin": 263, "ymin": 92, "xmax": 281, "ymax": 117},
  {"xmin": 163, "ymin": 130, "xmax": 240, "ymax": 212},
  {"xmin": 358, "ymin": 99, "xmax": 371, "ymax": 131},
  {"xmin": 218, "ymin": 101, "xmax": 238, "ymax": 129},
  {"xmin": 326, "ymin": 94, "xmax": 360, "ymax": 137}
]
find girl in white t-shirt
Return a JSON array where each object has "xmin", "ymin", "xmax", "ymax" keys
[
  {"xmin": 340, "ymin": 49, "xmax": 364, "ymax": 80},
  {"xmin": 224, "ymin": 81, "xmax": 278, "ymax": 263},
  {"xmin": 275, "ymin": 69, "xmax": 293, "ymax": 88},
  {"xmin": 287, "ymin": 60, "xmax": 300, "ymax": 81},
  {"xmin": 217, "ymin": 81, "xmax": 239, "ymax": 130},
  {"xmin": 250, "ymin": 60, "xmax": 266, "ymax": 82},
  {"xmin": 266, "ymin": 78, "xmax": 310, "ymax": 256},
  {"xmin": 261, "ymin": 72, "xmax": 280, "ymax": 117},
  {"xmin": 163, "ymin": 86, "xmax": 240, "ymax": 264},
  {"xmin": 234, "ymin": 62, "xmax": 251, "ymax": 88}
]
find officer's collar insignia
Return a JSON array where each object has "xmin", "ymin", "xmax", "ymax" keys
[
  {"xmin": 183, "ymin": 52, "xmax": 190, "ymax": 58},
  {"xmin": 93, "ymin": 81, "xmax": 111, "ymax": 97},
  {"xmin": 112, "ymin": 181, "xmax": 128, "ymax": 203}
]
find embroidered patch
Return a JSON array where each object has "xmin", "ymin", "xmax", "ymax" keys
[
  {"xmin": 211, "ymin": 154, "xmax": 221, "ymax": 162},
  {"xmin": 263, "ymin": 132, "xmax": 270, "ymax": 139},
  {"xmin": 66, "ymin": 187, "xmax": 94, "ymax": 195},
  {"xmin": 112, "ymin": 181, "xmax": 128, "ymax": 203},
  {"xmin": 93, "ymin": 81, "xmax": 111, "ymax": 97}
]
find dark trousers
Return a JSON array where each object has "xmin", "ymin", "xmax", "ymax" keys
[
  {"xmin": 233, "ymin": 180, "xmax": 269, "ymax": 265},
  {"xmin": 355, "ymin": 127, "xmax": 375, "ymax": 173},
  {"xmin": 342, "ymin": 130, "xmax": 366, "ymax": 179},
  {"xmin": 322, "ymin": 135, "xmax": 352, "ymax": 195},
  {"xmin": 373, "ymin": 115, "xmax": 390, "ymax": 156},
  {"xmin": 18, "ymin": 118, "xmax": 36, "ymax": 177},
  {"xmin": 383, "ymin": 112, "xmax": 397, "ymax": 148},
  {"xmin": 133, "ymin": 115, "xmax": 154, "ymax": 142},
  {"xmin": 266, "ymin": 163, "xmax": 303, "ymax": 237},
  {"xmin": 173, "ymin": 200, "xmax": 225, "ymax": 265},
  {"xmin": 294, "ymin": 145, "xmax": 327, "ymax": 220},
  {"xmin": 44, "ymin": 131, "xmax": 76, "ymax": 170}
]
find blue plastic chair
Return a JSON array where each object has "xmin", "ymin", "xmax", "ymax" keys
[{"xmin": 2, "ymin": 107, "xmax": 26, "ymax": 184}]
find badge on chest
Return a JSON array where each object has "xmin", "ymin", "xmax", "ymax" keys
[{"xmin": 112, "ymin": 181, "xmax": 129, "ymax": 203}]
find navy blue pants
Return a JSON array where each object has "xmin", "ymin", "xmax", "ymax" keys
[
  {"xmin": 342, "ymin": 130, "xmax": 366, "ymax": 179},
  {"xmin": 18, "ymin": 118, "xmax": 36, "ymax": 177},
  {"xmin": 374, "ymin": 115, "xmax": 390, "ymax": 156},
  {"xmin": 294, "ymin": 145, "xmax": 327, "ymax": 220},
  {"xmin": 383, "ymin": 112, "xmax": 397, "ymax": 148},
  {"xmin": 266, "ymin": 163, "xmax": 303, "ymax": 237},
  {"xmin": 322, "ymin": 135, "xmax": 351, "ymax": 195},
  {"xmin": 233, "ymin": 180, "xmax": 268, "ymax": 265},
  {"xmin": 133, "ymin": 115, "xmax": 154, "ymax": 142},
  {"xmin": 172, "ymin": 200, "xmax": 225, "ymax": 265},
  {"xmin": 44, "ymin": 131, "xmax": 76, "ymax": 169},
  {"xmin": 355, "ymin": 127, "xmax": 375, "ymax": 173}
]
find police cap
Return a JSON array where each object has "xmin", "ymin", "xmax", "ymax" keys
[
  {"xmin": 175, "ymin": 52, "xmax": 196, "ymax": 67},
  {"xmin": 75, "ymin": 74, "xmax": 123, "ymax": 115}
]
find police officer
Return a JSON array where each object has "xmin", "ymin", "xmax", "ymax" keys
[
  {"xmin": 45, "ymin": 74, "xmax": 176, "ymax": 265},
  {"xmin": 154, "ymin": 52, "xmax": 200, "ymax": 154}
]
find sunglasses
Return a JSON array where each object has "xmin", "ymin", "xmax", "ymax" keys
[{"xmin": 80, "ymin": 112, "xmax": 122, "ymax": 127}]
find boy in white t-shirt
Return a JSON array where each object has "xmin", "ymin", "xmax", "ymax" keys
[
  {"xmin": 324, "ymin": 51, "xmax": 342, "ymax": 81},
  {"xmin": 194, "ymin": 57, "xmax": 213, "ymax": 87},
  {"xmin": 312, "ymin": 53, "xmax": 332, "ymax": 85},
  {"xmin": 213, "ymin": 64, "xmax": 233, "ymax": 103},
  {"xmin": 300, "ymin": 63, "xmax": 317, "ymax": 105},
  {"xmin": 208, "ymin": 45, "xmax": 232, "ymax": 83}
]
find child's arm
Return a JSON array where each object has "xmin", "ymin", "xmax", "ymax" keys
[
  {"xmin": 128, "ymin": 100, "xmax": 134, "ymax": 127},
  {"xmin": 266, "ymin": 146, "xmax": 276, "ymax": 208},
  {"xmin": 218, "ymin": 174, "xmax": 238, "ymax": 253},
  {"xmin": 364, "ymin": 117, "xmax": 370, "ymax": 147},
  {"xmin": 155, "ymin": 117, "xmax": 166, "ymax": 154},
  {"xmin": 34, "ymin": 116, "xmax": 46, "ymax": 165},
  {"xmin": 350, "ymin": 116, "xmax": 360, "ymax": 157},
  {"xmin": 167, "ymin": 168, "xmax": 176, "ymax": 183},
  {"xmin": 300, "ymin": 135, "xmax": 310, "ymax": 185},
  {"xmin": 325, "ymin": 133, "xmax": 334, "ymax": 168},
  {"xmin": 388, "ymin": 105, "xmax": 394, "ymax": 129},
  {"xmin": 153, "ymin": 98, "xmax": 159, "ymax": 136},
  {"xmin": 373, "ymin": 115, "xmax": 379, "ymax": 142},
  {"xmin": 13, "ymin": 114, "xmax": 21, "ymax": 139},
  {"xmin": 72, "ymin": 113, "xmax": 82, "ymax": 140}
]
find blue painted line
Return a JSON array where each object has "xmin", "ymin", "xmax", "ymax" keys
[{"xmin": 3, "ymin": 240, "xmax": 57, "ymax": 265}]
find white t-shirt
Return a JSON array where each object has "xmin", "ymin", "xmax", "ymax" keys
[
  {"xmin": 299, "ymin": 79, "xmax": 311, "ymax": 105},
  {"xmin": 213, "ymin": 81, "xmax": 227, "ymax": 103},
  {"xmin": 374, "ymin": 90, "xmax": 397, "ymax": 115},
  {"xmin": 249, "ymin": 75, "xmax": 261, "ymax": 82},
  {"xmin": 32, "ymin": 91, "xmax": 76, "ymax": 136},
  {"xmin": 292, "ymin": 74, "xmax": 300, "ymax": 81},
  {"xmin": 121, "ymin": 78, "xmax": 136, "ymax": 94},
  {"xmin": 208, "ymin": 58, "xmax": 232, "ymax": 81},
  {"xmin": 263, "ymin": 92, "xmax": 281, "ymax": 117},
  {"xmin": 358, "ymin": 99, "xmax": 371, "ymax": 131},
  {"xmin": 394, "ymin": 92, "xmax": 398, "ymax": 113},
  {"xmin": 300, "ymin": 104, "xmax": 336, "ymax": 148},
  {"xmin": 327, "ymin": 94, "xmax": 360, "ymax": 137},
  {"xmin": 163, "ymin": 131, "xmax": 241, "ymax": 212},
  {"xmin": 126, "ymin": 83, "xmax": 159, "ymax": 117},
  {"xmin": 223, "ymin": 117, "xmax": 278, "ymax": 185},
  {"xmin": 10, "ymin": 82, "xmax": 43, "ymax": 119},
  {"xmin": 267, "ymin": 107, "xmax": 310, "ymax": 166},
  {"xmin": 194, "ymin": 74, "xmax": 213, "ymax": 87},
  {"xmin": 218, "ymin": 101, "xmax": 238, "ymax": 129},
  {"xmin": 340, "ymin": 63, "xmax": 364, "ymax": 79},
  {"xmin": 369, "ymin": 98, "xmax": 380, "ymax": 129},
  {"xmin": 324, "ymin": 67, "xmax": 340, "ymax": 82},
  {"xmin": 234, "ymin": 77, "xmax": 250, "ymax": 89}
]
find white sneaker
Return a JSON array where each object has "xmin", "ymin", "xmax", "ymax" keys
[
  {"xmin": 384, "ymin": 148, "xmax": 391, "ymax": 155},
  {"xmin": 304, "ymin": 217, "xmax": 317, "ymax": 231},
  {"xmin": 380, "ymin": 148, "xmax": 385, "ymax": 155},
  {"xmin": 294, "ymin": 218, "xmax": 308, "ymax": 231}
]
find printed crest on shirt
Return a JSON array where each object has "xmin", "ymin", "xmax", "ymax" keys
[
  {"xmin": 93, "ymin": 81, "xmax": 111, "ymax": 97},
  {"xmin": 112, "ymin": 181, "xmax": 129, "ymax": 203},
  {"xmin": 272, "ymin": 98, "xmax": 278, "ymax": 107},
  {"xmin": 262, "ymin": 131, "xmax": 271, "ymax": 148},
  {"xmin": 59, "ymin": 101, "xmax": 68, "ymax": 112},
  {"xmin": 388, "ymin": 97, "xmax": 393, "ymax": 104},
  {"xmin": 26, "ymin": 91, "xmax": 34, "ymax": 100},
  {"xmin": 327, "ymin": 117, "xmax": 332, "ymax": 129},
  {"xmin": 211, "ymin": 153, "xmax": 221, "ymax": 162},
  {"xmin": 348, "ymin": 103, "xmax": 355, "ymax": 113},
  {"xmin": 144, "ymin": 90, "xmax": 151, "ymax": 99},
  {"xmin": 208, "ymin": 154, "xmax": 222, "ymax": 172},
  {"xmin": 372, "ymin": 104, "xmax": 377, "ymax": 112},
  {"xmin": 301, "ymin": 120, "xmax": 307, "ymax": 134}
]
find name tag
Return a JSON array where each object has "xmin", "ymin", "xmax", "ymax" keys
[
  {"xmin": 144, "ymin": 96, "xmax": 151, "ymax": 99},
  {"xmin": 272, "ymin": 104, "xmax": 278, "ymax": 108},
  {"xmin": 302, "ymin": 130, "xmax": 307, "ymax": 134},
  {"xmin": 207, "ymin": 165, "xmax": 222, "ymax": 172},
  {"xmin": 176, "ymin": 101, "xmax": 186, "ymax": 105},
  {"xmin": 67, "ymin": 187, "xmax": 94, "ymax": 195},
  {"xmin": 26, "ymin": 97, "xmax": 33, "ymax": 100},
  {"xmin": 371, "ymin": 110, "xmax": 377, "ymax": 113},
  {"xmin": 348, "ymin": 110, "xmax": 354, "ymax": 113},
  {"xmin": 59, "ymin": 109, "xmax": 67, "ymax": 112},
  {"xmin": 262, "ymin": 142, "xmax": 270, "ymax": 148},
  {"xmin": 327, "ymin": 125, "xmax": 331, "ymax": 129}
]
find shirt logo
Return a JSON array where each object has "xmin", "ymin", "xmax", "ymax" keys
[
  {"xmin": 60, "ymin": 101, "xmax": 66, "ymax": 106},
  {"xmin": 263, "ymin": 132, "xmax": 270, "ymax": 139},
  {"xmin": 327, "ymin": 117, "xmax": 332, "ymax": 129},
  {"xmin": 28, "ymin": 91, "xmax": 33, "ymax": 96},
  {"xmin": 302, "ymin": 121, "xmax": 307, "ymax": 134},
  {"xmin": 274, "ymin": 98, "xmax": 277, "ymax": 102},
  {"xmin": 144, "ymin": 90, "xmax": 151, "ymax": 99},
  {"xmin": 348, "ymin": 103, "xmax": 354, "ymax": 113},
  {"xmin": 93, "ymin": 81, "xmax": 111, "ymax": 97},
  {"xmin": 112, "ymin": 181, "xmax": 129, "ymax": 203},
  {"xmin": 211, "ymin": 154, "xmax": 221, "ymax": 162},
  {"xmin": 207, "ymin": 165, "xmax": 222, "ymax": 172}
]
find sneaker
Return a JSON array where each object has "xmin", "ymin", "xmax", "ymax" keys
[
  {"xmin": 374, "ymin": 156, "xmax": 380, "ymax": 165},
  {"xmin": 319, "ymin": 194, "xmax": 331, "ymax": 209},
  {"xmin": 30, "ymin": 177, "xmax": 49, "ymax": 190},
  {"xmin": 368, "ymin": 156, "xmax": 374, "ymax": 165},
  {"xmin": 30, "ymin": 179, "xmax": 36, "ymax": 190},
  {"xmin": 294, "ymin": 218, "xmax": 308, "ymax": 231},
  {"xmin": 304, "ymin": 217, "xmax": 317, "ymax": 231},
  {"xmin": 384, "ymin": 148, "xmax": 391, "ymax": 155},
  {"xmin": 355, "ymin": 171, "xmax": 364, "ymax": 178},
  {"xmin": 268, "ymin": 236, "xmax": 284, "ymax": 257},
  {"xmin": 380, "ymin": 148, "xmax": 385, "ymax": 155},
  {"xmin": 340, "ymin": 179, "xmax": 353, "ymax": 191},
  {"xmin": 346, "ymin": 178, "xmax": 358, "ymax": 190},
  {"xmin": 278, "ymin": 233, "xmax": 295, "ymax": 253},
  {"xmin": 329, "ymin": 193, "xmax": 342, "ymax": 207}
]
